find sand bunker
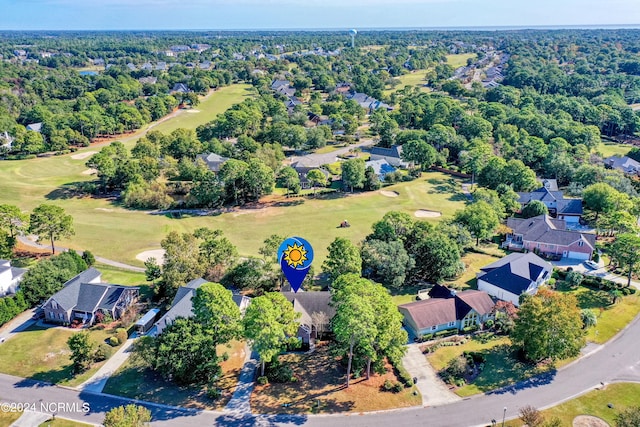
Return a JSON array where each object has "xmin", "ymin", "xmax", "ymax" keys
[
  {"xmin": 380, "ymin": 190, "xmax": 399, "ymax": 198},
  {"xmin": 573, "ymin": 415, "xmax": 610, "ymax": 427},
  {"xmin": 71, "ymin": 151, "xmax": 96, "ymax": 160},
  {"xmin": 95, "ymin": 208, "xmax": 114, "ymax": 212},
  {"xmin": 414, "ymin": 209, "xmax": 442, "ymax": 218},
  {"xmin": 82, "ymin": 168, "xmax": 97, "ymax": 175},
  {"xmin": 184, "ymin": 109, "xmax": 201, "ymax": 113},
  {"xmin": 136, "ymin": 249, "xmax": 166, "ymax": 264}
]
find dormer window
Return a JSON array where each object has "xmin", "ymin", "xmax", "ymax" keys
[{"xmin": 578, "ymin": 241, "xmax": 584, "ymax": 247}]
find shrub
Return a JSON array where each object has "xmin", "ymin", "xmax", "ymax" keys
[
  {"xmin": 392, "ymin": 381, "xmax": 404, "ymax": 393},
  {"xmin": 108, "ymin": 336, "xmax": 119, "ymax": 347},
  {"xmin": 257, "ymin": 376, "xmax": 269, "ymax": 385},
  {"xmin": 207, "ymin": 387, "xmax": 222, "ymax": 400},
  {"xmin": 592, "ymin": 252, "xmax": 600, "ymax": 263},
  {"xmin": 115, "ymin": 328, "xmax": 128, "ymax": 344},
  {"xmin": 94, "ymin": 343, "xmax": 113, "ymax": 362},
  {"xmin": 395, "ymin": 364, "xmax": 414, "ymax": 387},
  {"xmin": 382, "ymin": 379, "xmax": 394, "ymax": 391},
  {"xmin": 434, "ymin": 329, "xmax": 457, "ymax": 338},
  {"xmin": 265, "ymin": 361, "xmax": 294, "ymax": 383},
  {"xmin": 484, "ymin": 319, "xmax": 494, "ymax": 329},
  {"xmin": 462, "ymin": 325, "xmax": 479, "ymax": 334}
]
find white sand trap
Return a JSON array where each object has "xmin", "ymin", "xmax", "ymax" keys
[
  {"xmin": 414, "ymin": 209, "xmax": 442, "ymax": 218},
  {"xmin": 82, "ymin": 168, "xmax": 97, "ymax": 175},
  {"xmin": 573, "ymin": 415, "xmax": 610, "ymax": 427},
  {"xmin": 95, "ymin": 208, "xmax": 114, "ymax": 212},
  {"xmin": 71, "ymin": 151, "xmax": 96, "ymax": 160},
  {"xmin": 136, "ymin": 249, "xmax": 166, "ymax": 264},
  {"xmin": 380, "ymin": 190, "xmax": 399, "ymax": 197},
  {"xmin": 184, "ymin": 109, "xmax": 201, "ymax": 113}
]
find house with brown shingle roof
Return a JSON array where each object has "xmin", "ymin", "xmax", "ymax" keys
[
  {"xmin": 398, "ymin": 287, "xmax": 494, "ymax": 338},
  {"xmin": 282, "ymin": 291, "xmax": 336, "ymax": 344}
]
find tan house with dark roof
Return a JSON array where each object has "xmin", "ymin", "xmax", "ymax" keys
[
  {"xmin": 398, "ymin": 288, "xmax": 494, "ymax": 338},
  {"xmin": 282, "ymin": 291, "xmax": 336, "ymax": 344}
]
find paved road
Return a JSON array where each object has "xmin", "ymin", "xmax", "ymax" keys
[
  {"xmin": 288, "ymin": 140, "xmax": 375, "ymax": 168},
  {"xmin": 17, "ymin": 235, "xmax": 145, "ymax": 273},
  {"xmin": 1, "ymin": 310, "xmax": 639, "ymax": 426}
]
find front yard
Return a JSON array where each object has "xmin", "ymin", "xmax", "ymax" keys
[
  {"xmin": 102, "ymin": 340, "xmax": 246, "ymax": 409},
  {"xmin": 0, "ymin": 325, "xmax": 120, "ymax": 387},
  {"xmin": 250, "ymin": 344, "xmax": 421, "ymax": 414}
]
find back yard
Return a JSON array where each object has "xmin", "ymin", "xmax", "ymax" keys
[{"xmin": 250, "ymin": 344, "xmax": 421, "ymax": 414}]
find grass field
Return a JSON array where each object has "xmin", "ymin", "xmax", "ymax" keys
[
  {"xmin": 0, "ymin": 163, "xmax": 466, "ymax": 266},
  {"xmin": 102, "ymin": 340, "xmax": 246, "ymax": 409},
  {"xmin": 384, "ymin": 69, "xmax": 432, "ymax": 96},
  {"xmin": 504, "ymin": 382, "xmax": 640, "ymax": 426},
  {"xmin": 0, "ymin": 325, "xmax": 119, "ymax": 387},
  {"xmin": 149, "ymin": 84, "xmax": 254, "ymax": 134},
  {"xmin": 597, "ymin": 141, "xmax": 631, "ymax": 158},
  {"xmin": 0, "ymin": 411, "xmax": 22, "ymax": 426},
  {"xmin": 446, "ymin": 53, "xmax": 477, "ymax": 68},
  {"xmin": 38, "ymin": 419, "xmax": 93, "ymax": 427}
]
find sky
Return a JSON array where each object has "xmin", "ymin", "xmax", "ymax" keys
[{"xmin": 1, "ymin": 0, "xmax": 640, "ymax": 31}]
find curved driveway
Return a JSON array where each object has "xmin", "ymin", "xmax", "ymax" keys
[{"xmin": 1, "ymin": 312, "xmax": 639, "ymax": 426}]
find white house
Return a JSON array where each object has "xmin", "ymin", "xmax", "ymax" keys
[
  {"xmin": 476, "ymin": 252, "xmax": 552, "ymax": 307},
  {"xmin": 0, "ymin": 259, "xmax": 27, "ymax": 297}
]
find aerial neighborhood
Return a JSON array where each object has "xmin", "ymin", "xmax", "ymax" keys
[{"xmin": 0, "ymin": 22, "xmax": 640, "ymax": 427}]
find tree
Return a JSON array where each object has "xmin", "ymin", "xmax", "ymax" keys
[
  {"xmin": 609, "ymin": 233, "xmax": 640, "ymax": 287},
  {"xmin": 67, "ymin": 332, "xmax": 95, "ymax": 373},
  {"xmin": 192, "ymin": 282, "xmax": 242, "ymax": 345},
  {"xmin": 616, "ymin": 406, "xmax": 640, "ymax": 427},
  {"xmin": 322, "ymin": 237, "xmax": 362, "ymax": 283},
  {"xmin": 341, "ymin": 158, "xmax": 366, "ymax": 192},
  {"xmin": 401, "ymin": 139, "xmax": 437, "ymax": 170},
  {"xmin": 0, "ymin": 231, "xmax": 14, "ymax": 260},
  {"xmin": 103, "ymin": 405, "xmax": 151, "ymax": 427},
  {"xmin": 522, "ymin": 200, "xmax": 549, "ymax": 219},
  {"xmin": 454, "ymin": 201, "xmax": 500, "ymax": 246},
  {"xmin": 368, "ymin": 211, "xmax": 415, "ymax": 242},
  {"xmin": 364, "ymin": 166, "xmax": 381, "ymax": 191},
  {"xmin": 278, "ymin": 166, "xmax": 301, "ymax": 195},
  {"xmin": 0, "ymin": 204, "xmax": 28, "ymax": 239},
  {"xmin": 145, "ymin": 318, "xmax": 220, "ymax": 385},
  {"xmin": 243, "ymin": 292, "xmax": 300, "ymax": 376},
  {"xmin": 19, "ymin": 252, "xmax": 86, "ymax": 306},
  {"xmin": 306, "ymin": 169, "xmax": 328, "ymax": 196},
  {"xmin": 581, "ymin": 309, "xmax": 597, "ymax": 329},
  {"xmin": 512, "ymin": 289, "xmax": 585, "ymax": 362},
  {"xmin": 361, "ymin": 239, "xmax": 414, "ymax": 289},
  {"xmin": 160, "ymin": 231, "xmax": 205, "ymax": 300},
  {"xmin": 259, "ymin": 234, "xmax": 284, "ymax": 263},
  {"xmin": 583, "ymin": 183, "xmax": 619, "ymax": 221},
  {"xmin": 519, "ymin": 405, "xmax": 544, "ymax": 427},
  {"xmin": 29, "ymin": 204, "xmax": 74, "ymax": 254},
  {"xmin": 311, "ymin": 311, "xmax": 329, "ymax": 340},
  {"xmin": 144, "ymin": 257, "xmax": 162, "ymax": 286},
  {"xmin": 410, "ymin": 233, "xmax": 462, "ymax": 283}
]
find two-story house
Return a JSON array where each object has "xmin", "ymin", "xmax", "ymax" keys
[{"xmin": 517, "ymin": 186, "xmax": 583, "ymax": 223}]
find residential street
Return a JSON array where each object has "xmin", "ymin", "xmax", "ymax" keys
[{"xmin": 0, "ymin": 312, "xmax": 638, "ymax": 427}]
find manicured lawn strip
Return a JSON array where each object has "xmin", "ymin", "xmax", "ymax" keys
[
  {"xmin": 446, "ymin": 250, "xmax": 502, "ymax": 290},
  {"xmin": 504, "ymin": 383, "xmax": 640, "ymax": 427},
  {"xmin": 95, "ymin": 263, "xmax": 153, "ymax": 300},
  {"xmin": 427, "ymin": 335, "xmax": 550, "ymax": 398},
  {"xmin": 39, "ymin": 419, "xmax": 94, "ymax": 427},
  {"xmin": 384, "ymin": 69, "xmax": 432, "ymax": 95},
  {"xmin": 102, "ymin": 340, "xmax": 246, "ymax": 409},
  {"xmin": 150, "ymin": 84, "xmax": 254, "ymax": 134},
  {"xmin": 597, "ymin": 141, "xmax": 630, "ymax": 158},
  {"xmin": 0, "ymin": 325, "xmax": 119, "ymax": 387},
  {"xmin": 446, "ymin": 53, "xmax": 477, "ymax": 68},
  {"xmin": 250, "ymin": 344, "xmax": 421, "ymax": 414},
  {"xmin": 0, "ymin": 411, "xmax": 22, "ymax": 426}
]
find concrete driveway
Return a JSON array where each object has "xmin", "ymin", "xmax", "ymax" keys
[
  {"xmin": 552, "ymin": 259, "xmax": 640, "ymax": 289},
  {"xmin": 401, "ymin": 344, "xmax": 461, "ymax": 407}
]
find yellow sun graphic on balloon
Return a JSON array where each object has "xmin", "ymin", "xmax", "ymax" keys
[{"xmin": 283, "ymin": 243, "xmax": 308, "ymax": 268}]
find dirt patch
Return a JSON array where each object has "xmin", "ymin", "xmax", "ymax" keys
[
  {"xmin": 573, "ymin": 415, "xmax": 610, "ymax": 427},
  {"xmin": 82, "ymin": 168, "xmax": 97, "ymax": 175},
  {"xmin": 414, "ymin": 209, "xmax": 442, "ymax": 218},
  {"xmin": 71, "ymin": 151, "xmax": 96, "ymax": 160},
  {"xmin": 380, "ymin": 190, "xmax": 399, "ymax": 198},
  {"xmin": 136, "ymin": 249, "xmax": 166, "ymax": 264}
]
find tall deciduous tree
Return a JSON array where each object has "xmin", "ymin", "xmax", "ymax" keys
[
  {"xmin": 306, "ymin": 169, "xmax": 328, "ymax": 196},
  {"xmin": 144, "ymin": 257, "xmax": 162, "ymax": 286},
  {"xmin": 243, "ymin": 292, "xmax": 300, "ymax": 376},
  {"xmin": 410, "ymin": 233, "xmax": 462, "ymax": 283},
  {"xmin": 160, "ymin": 231, "xmax": 205, "ymax": 299},
  {"xmin": 341, "ymin": 158, "xmax": 366, "ymax": 192},
  {"xmin": 609, "ymin": 233, "xmax": 640, "ymax": 287},
  {"xmin": 29, "ymin": 204, "xmax": 74, "ymax": 254},
  {"xmin": 521, "ymin": 200, "xmax": 549, "ymax": 219},
  {"xmin": 322, "ymin": 237, "xmax": 362, "ymax": 283},
  {"xmin": 67, "ymin": 332, "xmax": 95, "ymax": 373},
  {"xmin": 583, "ymin": 182, "xmax": 624, "ymax": 221},
  {"xmin": 193, "ymin": 282, "xmax": 242, "ymax": 345},
  {"xmin": 361, "ymin": 239, "xmax": 414, "ymax": 289},
  {"xmin": 0, "ymin": 204, "xmax": 28, "ymax": 239},
  {"xmin": 454, "ymin": 201, "xmax": 500, "ymax": 246},
  {"xmin": 401, "ymin": 139, "xmax": 437, "ymax": 170},
  {"xmin": 512, "ymin": 289, "xmax": 585, "ymax": 362}
]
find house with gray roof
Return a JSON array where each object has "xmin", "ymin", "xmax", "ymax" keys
[
  {"xmin": 196, "ymin": 152, "xmax": 229, "ymax": 172},
  {"xmin": 290, "ymin": 161, "xmax": 331, "ymax": 189},
  {"xmin": 41, "ymin": 268, "xmax": 138, "ymax": 325},
  {"xmin": 151, "ymin": 278, "xmax": 250, "ymax": 336},
  {"xmin": 477, "ymin": 252, "xmax": 552, "ymax": 306},
  {"xmin": 171, "ymin": 83, "xmax": 190, "ymax": 94},
  {"xmin": 282, "ymin": 291, "xmax": 335, "ymax": 344},
  {"xmin": 369, "ymin": 145, "xmax": 408, "ymax": 167},
  {"xmin": 605, "ymin": 155, "xmax": 640, "ymax": 176},
  {"xmin": 399, "ymin": 287, "xmax": 494, "ymax": 338},
  {"xmin": 504, "ymin": 215, "xmax": 596, "ymax": 260},
  {"xmin": 345, "ymin": 92, "xmax": 393, "ymax": 114},
  {"xmin": 0, "ymin": 259, "xmax": 26, "ymax": 297},
  {"xmin": 517, "ymin": 186, "xmax": 583, "ymax": 223},
  {"xmin": 26, "ymin": 123, "xmax": 42, "ymax": 133}
]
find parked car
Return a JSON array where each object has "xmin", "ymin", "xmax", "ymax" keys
[{"xmin": 584, "ymin": 260, "xmax": 599, "ymax": 270}]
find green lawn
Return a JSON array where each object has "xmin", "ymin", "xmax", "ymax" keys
[
  {"xmin": 445, "ymin": 250, "xmax": 502, "ymax": 290},
  {"xmin": 96, "ymin": 263, "xmax": 153, "ymax": 300},
  {"xmin": 446, "ymin": 53, "xmax": 477, "ymax": 68},
  {"xmin": 505, "ymin": 383, "xmax": 640, "ymax": 426},
  {"xmin": 0, "ymin": 411, "xmax": 22, "ymax": 426},
  {"xmin": 38, "ymin": 419, "xmax": 94, "ymax": 427},
  {"xmin": 0, "ymin": 325, "xmax": 120, "ymax": 387},
  {"xmin": 427, "ymin": 334, "xmax": 550, "ymax": 397},
  {"xmin": 0, "ymin": 166, "xmax": 466, "ymax": 266},
  {"xmin": 384, "ymin": 69, "xmax": 432, "ymax": 95},
  {"xmin": 597, "ymin": 141, "xmax": 631, "ymax": 158},
  {"xmin": 150, "ymin": 84, "xmax": 254, "ymax": 134}
]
